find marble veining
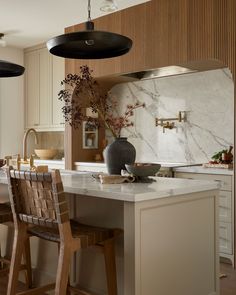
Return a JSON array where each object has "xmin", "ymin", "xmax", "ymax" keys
[{"xmin": 108, "ymin": 69, "xmax": 234, "ymax": 164}]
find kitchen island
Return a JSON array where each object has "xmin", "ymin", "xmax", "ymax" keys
[{"xmin": 0, "ymin": 170, "xmax": 220, "ymax": 295}]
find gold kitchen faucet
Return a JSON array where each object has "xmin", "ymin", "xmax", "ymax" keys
[
  {"xmin": 4, "ymin": 129, "xmax": 39, "ymax": 170},
  {"xmin": 23, "ymin": 128, "xmax": 38, "ymax": 162}
]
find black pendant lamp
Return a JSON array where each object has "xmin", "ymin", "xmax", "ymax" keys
[
  {"xmin": 0, "ymin": 60, "xmax": 25, "ymax": 78},
  {"xmin": 47, "ymin": 0, "xmax": 132, "ymax": 59}
]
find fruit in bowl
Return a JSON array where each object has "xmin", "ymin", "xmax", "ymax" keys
[
  {"xmin": 125, "ymin": 163, "xmax": 161, "ymax": 178},
  {"xmin": 34, "ymin": 149, "xmax": 58, "ymax": 160}
]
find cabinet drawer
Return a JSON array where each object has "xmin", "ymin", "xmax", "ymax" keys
[
  {"xmin": 219, "ymin": 191, "xmax": 232, "ymax": 222},
  {"xmin": 175, "ymin": 172, "xmax": 232, "ymax": 191},
  {"xmin": 219, "ymin": 222, "xmax": 232, "ymax": 255}
]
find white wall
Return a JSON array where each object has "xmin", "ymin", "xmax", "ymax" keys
[
  {"xmin": 0, "ymin": 47, "xmax": 24, "ymax": 158},
  {"xmin": 108, "ymin": 68, "xmax": 234, "ymax": 164}
]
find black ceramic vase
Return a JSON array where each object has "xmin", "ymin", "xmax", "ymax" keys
[{"xmin": 103, "ymin": 137, "xmax": 136, "ymax": 175}]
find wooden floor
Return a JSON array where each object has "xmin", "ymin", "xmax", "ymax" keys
[
  {"xmin": 220, "ymin": 263, "xmax": 236, "ymax": 295},
  {"xmin": 0, "ymin": 263, "xmax": 235, "ymax": 294},
  {"xmin": 0, "ymin": 276, "xmax": 27, "ymax": 295}
]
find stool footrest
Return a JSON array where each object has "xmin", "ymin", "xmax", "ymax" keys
[
  {"xmin": 0, "ymin": 267, "xmax": 9, "ymax": 276},
  {"xmin": 68, "ymin": 285, "xmax": 92, "ymax": 295},
  {"xmin": 0, "ymin": 257, "xmax": 11, "ymax": 265},
  {"xmin": 17, "ymin": 283, "xmax": 55, "ymax": 295}
]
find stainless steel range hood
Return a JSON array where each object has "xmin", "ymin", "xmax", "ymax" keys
[
  {"xmin": 121, "ymin": 60, "xmax": 226, "ymax": 81},
  {"xmin": 97, "ymin": 60, "xmax": 226, "ymax": 92},
  {"xmin": 122, "ymin": 65, "xmax": 196, "ymax": 80}
]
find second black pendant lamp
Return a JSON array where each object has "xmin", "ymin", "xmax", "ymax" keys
[
  {"xmin": 47, "ymin": 0, "xmax": 132, "ymax": 59},
  {"xmin": 0, "ymin": 60, "xmax": 25, "ymax": 78}
]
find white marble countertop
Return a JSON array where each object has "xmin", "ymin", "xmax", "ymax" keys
[
  {"xmin": 0, "ymin": 169, "xmax": 219, "ymax": 202},
  {"xmin": 173, "ymin": 166, "xmax": 233, "ymax": 176},
  {"xmin": 24, "ymin": 159, "xmax": 65, "ymax": 170},
  {"xmin": 74, "ymin": 161, "xmax": 201, "ymax": 168},
  {"xmin": 34, "ymin": 159, "xmax": 65, "ymax": 164},
  {"xmin": 74, "ymin": 162, "xmax": 106, "ymax": 167}
]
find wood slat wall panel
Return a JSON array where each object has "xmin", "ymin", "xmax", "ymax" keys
[
  {"xmin": 214, "ymin": 0, "xmax": 228, "ymax": 66},
  {"xmin": 167, "ymin": 0, "xmax": 188, "ymax": 65},
  {"xmin": 227, "ymin": 0, "xmax": 236, "ymax": 79},
  {"xmin": 65, "ymin": 0, "xmax": 236, "ymax": 179},
  {"xmin": 65, "ymin": 0, "xmax": 236, "ymax": 77},
  {"xmin": 120, "ymin": 4, "xmax": 148, "ymax": 73},
  {"xmin": 65, "ymin": 0, "xmax": 236, "ymax": 78},
  {"xmin": 187, "ymin": 0, "xmax": 214, "ymax": 61}
]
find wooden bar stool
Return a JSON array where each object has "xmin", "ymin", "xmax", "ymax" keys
[
  {"xmin": 6, "ymin": 167, "xmax": 120, "ymax": 295},
  {"xmin": 0, "ymin": 203, "xmax": 32, "ymax": 287}
]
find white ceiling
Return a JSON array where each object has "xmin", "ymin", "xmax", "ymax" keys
[{"xmin": 0, "ymin": 0, "xmax": 149, "ymax": 49}]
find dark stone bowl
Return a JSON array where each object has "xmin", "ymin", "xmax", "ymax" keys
[{"xmin": 125, "ymin": 163, "xmax": 161, "ymax": 177}]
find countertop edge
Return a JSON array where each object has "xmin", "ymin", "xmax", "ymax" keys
[
  {"xmin": 173, "ymin": 166, "xmax": 233, "ymax": 175},
  {"xmin": 0, "ymin": 170, "xmax": 219, "ymax": 203}
]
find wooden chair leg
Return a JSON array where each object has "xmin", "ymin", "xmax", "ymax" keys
[
  {"xmin": 57, "ymin": 242, "xmax": 71, "ymax": 294},
  {"xmin": 7, "ymin": 223, "xmax": 28, "ymax": 295},
  {"xmin": 55, "ymin": 244, "xmax": 72, "ymax": 295},
  {"xmin": 0, "ymin": 243, "xmax": 2, "ymax": 268},
  {"xmin": 103, "ymin": 239, "xmax": 118, "ymax": 295},
  {"xmin": 23, "ymin": 237, "xmax": 33, "ymax": 288}
]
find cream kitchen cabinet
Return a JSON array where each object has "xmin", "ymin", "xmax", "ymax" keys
[
  {"xmin": 25, "ymin": 45, "xmax": 64, "ymax": 131},
  {"xmin": 174, "ymin": 170, "xmax": 234, "ymax": 265},
  {"xmin": 52, "ymin": 55, "xmax": 65, "ymax": 127},
  {"xmin": 25, "ymin": 49, "xmax": 40, "ymax": 127}
]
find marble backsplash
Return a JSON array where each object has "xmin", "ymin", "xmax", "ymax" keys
[{"xmin": 108, "ymin": 69, "xmax": 234, "ymax": 164}]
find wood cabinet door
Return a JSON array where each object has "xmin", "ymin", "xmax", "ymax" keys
[{"xmin": 25, "ymin": 50, "xmax": 40, "ymax": 128}]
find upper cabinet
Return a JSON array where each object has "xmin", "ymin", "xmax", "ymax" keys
[
  {"xmin": 52, "ymin": 56, "xmax": 65, "ymax": 126},
  {"xmin": 25, "ymin": 50, "xmax": 40, "ymax": 127},
  {"xmin": 24, "ymin": 45, "xmax": 65, "ymax": 131}
]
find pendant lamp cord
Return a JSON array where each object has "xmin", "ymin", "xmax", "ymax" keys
[{"xmin": 88, "ymin": 0, "xmax": 91, "ymax": 21}]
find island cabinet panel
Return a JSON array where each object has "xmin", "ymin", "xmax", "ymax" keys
[
  {"xmin": 24, "ymin": 45, "xmax": 64, "ymax": 131},
  {"xmin": 175, "ymin": 171, "xmax": 234, "ymax": 264},
  {"xmin": 124, "ymin": 190, "xmax": 219, "ymax": 295}
]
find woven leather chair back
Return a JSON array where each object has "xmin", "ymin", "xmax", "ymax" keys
[{"xmin": 6, "ymin": 167, "xmax": 69, "ymax": 228}]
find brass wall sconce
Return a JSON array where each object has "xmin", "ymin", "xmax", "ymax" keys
[{"xmin": 155, "ymin": 111, "xmax": 187, "ymax": 133}]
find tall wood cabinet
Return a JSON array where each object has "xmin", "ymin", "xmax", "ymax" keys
[{"xmin": 24, "ymin": 45, "xmax": 65, "ymax": 131}]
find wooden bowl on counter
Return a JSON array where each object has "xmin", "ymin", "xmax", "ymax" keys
[{"xmin": 34, "ymin": 149, "xmax": 58, "ymax": 160}]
